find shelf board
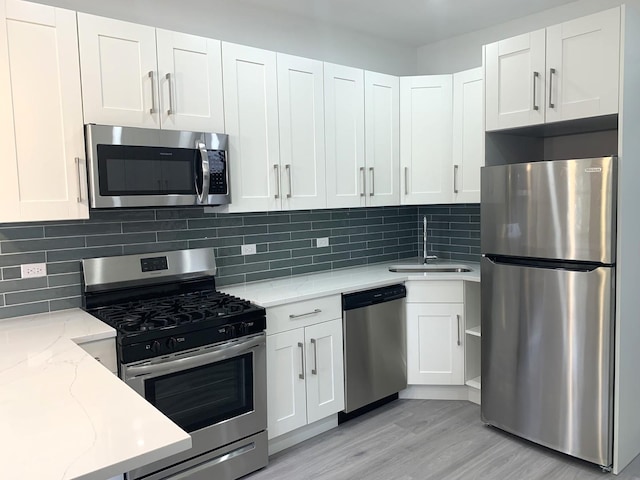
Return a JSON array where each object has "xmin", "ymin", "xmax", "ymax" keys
[
  {"xmin": 465, "ymin": 325, "xmax": 481, "ymax": 337},
  {"xmin": 466, "ymin": 376, "xmax": 481, "ymax": 390}
]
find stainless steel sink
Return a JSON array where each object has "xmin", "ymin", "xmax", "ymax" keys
[{"xmin": 388, "ymin": 264, "xmax": 473, "ymax": 273}]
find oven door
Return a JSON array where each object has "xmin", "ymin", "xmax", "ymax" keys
[{"xmin": 122, "ymin": 333, "xmax": 266, "ymax": 480}]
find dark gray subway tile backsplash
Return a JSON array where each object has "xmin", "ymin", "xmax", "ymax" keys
[{"xmin": 0, "ymin": 204, "xmax": 479, "ymax": 319}]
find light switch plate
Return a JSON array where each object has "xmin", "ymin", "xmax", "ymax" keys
[
  {"xmin": 241, "ymin": 244, "xmax": 257, "ymax": 255},
  {"xmin": 316, "ymin": 237, "xmax": 329, "ymax": 248},
  {"xmin": 21, "ymin": 263, "xmax": 47, "ymax": 278}
]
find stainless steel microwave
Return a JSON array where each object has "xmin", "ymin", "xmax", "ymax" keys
[{"xmin": 86, "ymin": 124, "xmax": 230, "ymax": 208}]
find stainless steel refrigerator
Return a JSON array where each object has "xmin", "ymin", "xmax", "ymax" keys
[{"xmin": 481, "ymin": 156, "xmax": 616, "ymax": 469}]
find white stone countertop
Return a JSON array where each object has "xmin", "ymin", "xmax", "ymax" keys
[
  {"xmin": 221, "ymin": 259, "xmax": 480, "ymax": 307},
  {"xmin": 0, "ymin": 308, "xmax": 191, "ymax": 480}
]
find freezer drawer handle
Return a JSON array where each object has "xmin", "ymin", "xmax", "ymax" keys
[
  {"xmin": 298, "ymin": 342, "xmax": 305, "ymax": 380},
  {"xmin": 289, "ymin": 309, "xmax": 321, "ymax": 319},
  {"xmin": 310, "ymin": 338, "xmax": 318, "ymax": 375},
  {"xmin": 456, "ymin": 314, "xmax": 461, "ymax": 346}
]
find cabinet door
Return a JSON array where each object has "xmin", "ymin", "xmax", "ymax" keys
[
  {"xmin": 277, "ymin": 53, "xmax": 326, "ymax": 210},
  {"xmin": 78, "ymin": 13, "xmax": 159, "ymax": 128},
  {"xmin": 324, "ymin": 63, "xmax": 365, "ymax": 208},
  {"xmin": 400, "ymin": 75, "xmax": 453, "ymax": 205},
  {"xmin": 266, "ymin": 329, "xmax": 307, "ymax": 439},
  {"xmin": 545, "ymin": 7, "xmax": 620, "ymax": 123},
  {"xmin": 485, "ymin": 30, "xmax": 546, "ymax": 131},
  {"xmin": 452, "ymin": 68, "xmax": 484, "ymax": 204},
  {"xmin": 156, "ymin": 29, "xmax": 224, "ymax": 132},
  {"xmin": 0, "ymin": 0, "xmax": 88, "ymax": 222},
  {"xmin": 222, "ymin": 42, "xmax": 280, "ymax": 212},
  {"xmin": 406, "ymin": 303, "xmax": 464, "ymax": 385},
  {"xmin": 365, "ymin": 71, "xmax": 400, "ymax": 207},
  {"xmin": 305, "ymin": 319, "xmax": 345, "ymax": 424}
]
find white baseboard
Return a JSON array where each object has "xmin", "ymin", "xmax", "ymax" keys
[
  {"xmin": 268, "ymin": 415, "xmax": 338, "ymax": 456},
  {"xmin": 400, "ymin": 384, "xmax": 481, "ymax": 405}
]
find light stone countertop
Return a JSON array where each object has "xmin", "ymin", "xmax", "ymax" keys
[
  {"xmin": 0, "ymin": 308, "xmax": 191, "ymax": 480},
  {"xmin": 221, "ymin": 259, "xmax": 480, "ymax": 307}
]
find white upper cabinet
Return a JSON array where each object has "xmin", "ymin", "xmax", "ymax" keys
[
  {"xmin": 452, "ymin": 68, "xmax": 484, "ymax": 204},
  {"xmin": 486, "ymin": 7, "xmax": 621, "ymax": 131},
  {"xmin": 78, "ymin": 13, "xmax": 159, "ymax": 128},
  {"xmin": 365, "ymin": 71, "xmax": 400, "ymax": 207},
  {"xmin": 78, "ymin": 14, "xmax": 224, "ymax": 131},
  {"xmin": 277, "ymin": 53, "xmax": 326, "ymax": 210},
  {"xmin": 324, "ymin": 63, "xmax": 366, "ymax": 209},
  {"xmin": 223, "ymin": 42, "xmax": 280, "ymax": 212},
  {"xmin": 545, "ymin": 8, "xmax": 620, "ymax": 123},
  {"xmin": 0, "ymin": 0, "xmax": 88, "ymax": 222},
  {"xmin": 156, "ymin": 29, "xmax": 224, "ymax": 132},
  {"xmin": 400, "ymin": 75, "xmax": 453, "ymax": 205},
  {"xmin": 485, "ymin": 29, "xmax": 546, "ymax": 131}
]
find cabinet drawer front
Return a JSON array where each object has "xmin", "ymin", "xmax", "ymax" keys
[
  {"xmin": 406, "ymin": 281, "xmax": 463, "ymax": 303},
  {"xmin": 77, "ymin": 338, "xmax": 117, "ymax": 374},
  {"xmin": 267, "ymin": 295, "xmax": 341, "ymax": 335}
]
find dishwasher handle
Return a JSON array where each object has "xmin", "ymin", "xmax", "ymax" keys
[{"xmin": 342, "ymin": 284, "xmax": 406, "ymax": 311}]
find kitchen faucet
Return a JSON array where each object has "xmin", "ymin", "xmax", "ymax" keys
[{"xmin": 423, "ymin": 216, "xmax": 438, "ymax": 264}]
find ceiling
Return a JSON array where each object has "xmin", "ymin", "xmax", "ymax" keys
[{"xmin": 235, "ymin": 0, "xmax": 580, "ymax": 46}]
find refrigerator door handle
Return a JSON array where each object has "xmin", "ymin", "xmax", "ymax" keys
[{"xmin": 483, "ymin": 255, "xmax": 605, "ymax": 273}]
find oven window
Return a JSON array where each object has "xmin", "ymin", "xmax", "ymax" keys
[
  {"xmin": 145, "ymin": 353, "xmax": 254, "ymax": 433},
  {"xmin": 97, "ymin": 144, "xmax": 197, "ymax": 195}
]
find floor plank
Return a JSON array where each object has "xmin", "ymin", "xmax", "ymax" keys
[{"xmin": 246, "ymin": 400, "xmax": 640, "ymax": 480}]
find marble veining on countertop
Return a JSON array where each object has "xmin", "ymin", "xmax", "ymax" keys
[
  {"xmin": 0, "ymin": 309, "xmax": 191, "ymax": 480},
  {"xmin": 221, "ymin": 259, "xmax": 480, "ymax": 307}
]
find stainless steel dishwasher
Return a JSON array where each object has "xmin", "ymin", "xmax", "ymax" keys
[{"xmin": 341, "ymin": 284, "xmax": 407, "ymax": 419}]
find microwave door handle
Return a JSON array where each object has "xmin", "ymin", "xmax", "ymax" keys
[{"xmin": 196, "ymin": 142, "xmax": 210, "ymax": 203}]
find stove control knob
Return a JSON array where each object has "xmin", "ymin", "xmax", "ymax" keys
[
  {"xmin": 238, "ymin": 322, "xmax": 247, "ymax": 335},
  {"xmin": 166, "ymin": 337, "xmax": 177, "ymax": 350},
  {"xmin": 150, "ymin": 340, "xmax": 161, "ymax": 354},
  {"xmin": 226, "ymin": 324, "xmax": 236, "ymax": 338}
]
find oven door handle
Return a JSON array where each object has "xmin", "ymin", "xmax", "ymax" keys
[{"xmin": 125, "ymin": 334, "xmax": 265, "ymax": 378}]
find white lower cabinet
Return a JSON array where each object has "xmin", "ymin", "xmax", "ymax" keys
[
  {"xmin": 406, "ymin": 281, "xmax": 465, "ymax": 385},
  {"xmin": 266, "ymin": 314, "xmax": 344, "ymax": 440}
]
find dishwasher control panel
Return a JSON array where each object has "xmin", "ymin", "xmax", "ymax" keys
[{"xmin": 342, "ymin": 284, "xmax": 406, "ymax": 310}]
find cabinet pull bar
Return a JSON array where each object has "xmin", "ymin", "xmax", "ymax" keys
[
  {"xmin": 286, "ymin": 164, "xmax": 292, "ymax": 198},
  {"xmin": 310, "ymin": 338, "xmax": 318, "ymax": 375},
  {"xmin": 369, "ymin": 167, "xmax": 374, "ymax": 196},
  {"xmin": 75, "ymin": 157, "xmax": 83, "ymax": 202},
  {"xmin": 166, "ymin": 72, "xmax": 175, "ymax": 115},
  {"xmin": 548, "ymin": 68, "xmax": 556, "ymax": 109},
  {"xmin": 532, "ymin": 71, "xmax": 539, "ymax": 111},
  {"xmin": 289, "ymin": 309, "xmax": 321, "ymax": 319},
  {"xmin": 453, "ymin": 164, "xmax": 459, "ymax": 194},
  {"xmin": 360, "ymin": 167, "xmax": 365, "ymax": 197},
  {"xmin": 457, "ymin": 314, "xmax": 462, "ymax": 346},
  {"xmin": 404, "ymin": 166, "xmax": 409, "ymax": 195},
  {"xmin": 148, "ymin": 71, "xmax": 157, "ymax": 114},
  {"xmin": 298, "ymin": 342, "xmax": 305, "ymax": 380},
  {"xmin": 274, "ymin": 164, "xmax": 280, "ymax": 199}
]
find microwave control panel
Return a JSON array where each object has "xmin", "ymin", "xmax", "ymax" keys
[{"xmin": 208, "ymin": 151, "xmax": 228, "ymax": 195}]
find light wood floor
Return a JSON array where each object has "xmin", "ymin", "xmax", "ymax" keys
[{"xmin": 246, "ymin": 400, "xmax": 640, "ymax": 480}]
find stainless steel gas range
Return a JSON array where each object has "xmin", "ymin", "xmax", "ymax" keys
[{"xmin": 82, "ymin": 248, "xmax": 268, "ymax": 480}]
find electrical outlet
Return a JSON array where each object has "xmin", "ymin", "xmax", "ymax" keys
[
  {"xmin": 316, "ymin": 237, "xmax": 329, "ymax": 248},
  {"xmin": 241, "ymin": 244, "xmax": 257, "ymax": 255},
  {"xmin": 21, "ymin": 263, "xmax": 47, "ymax": 278}
]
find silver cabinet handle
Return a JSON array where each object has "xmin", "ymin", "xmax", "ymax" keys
[
  {"xmin": 75, "ymin": 157, "xmax": 83, "ymax": 202},
  {"xmin": 360, "ymin": 166, "xmax": 365, "ymax": 197},
  {"xmin": 404, "ymin": 166, "xmax": 409, "ymax": 195},
  {"xmin": 453, "ymin": 164, "xmax": 459, "ymax": 194},
  {"xmin": 310, "ymin": 338, "xmax": 318, "ymax": 375},
  {"xmin": 289, "ymin": 309, "xmax": 321, "ymax": 319},
  {"xmin": 274, "ymin": 164, "xmax": 280, "ymax": 199},
  {"xmin": 166, "ymin": 72, "xmax": 175, "ymax": 115},
  {"xmin": 286, "ymin": 164, "xmax": 292, "ymax": 198},
  {"xmin": 456, "ymin": 314, "xmax": 461, "ymax": 346},
  {"xmin": 548, "ymin": 68, "xmax": 556, "ymax": 109},
  {"xmin": 532, "ymin": 71, "xmax": 539, "ymax": 111},
  {"xmin": 298, "ymin": 342, "xmax": 305, "ymax": 380},
  {"xmin": 196, "ymin": 142, "xmax": 210, "ymax": 203},
  {"xmin": 369, "ymin": 167, "xmax": 374, "ymax": 196},
  {"xmin": 148, "ymin": 71, "xmax": 157, "ymax": 114}
]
